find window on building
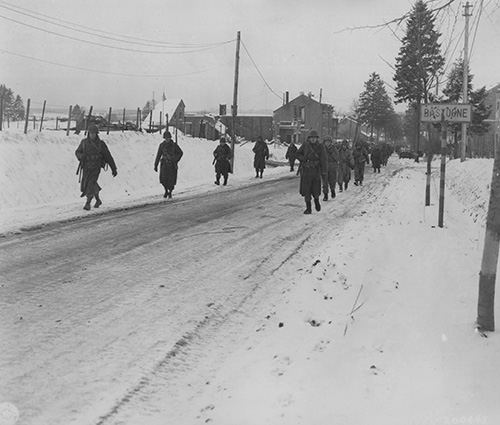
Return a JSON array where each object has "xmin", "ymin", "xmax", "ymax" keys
[{"xmin": 299, "ymin": 106, "xmax": 305, "ymax": 122}]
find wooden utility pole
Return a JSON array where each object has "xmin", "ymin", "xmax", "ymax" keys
[
  {"xmin": 66, "ymin": 105, "xmax": 72, "ymax": 135},
  {"xmin": 319, "ymin": 88, "xmax": 323, "ymax": 139},
  {"xmin": 230, "ymin": 31, "xmax": 241, "ymax": 173},
  {"xmin": 461, "ymin": 1, "xmax": 472, "ymax": 162},
  {"xmin": 107, "ymin": 107, "xmax": 112, "ymax": 135},
  {"xmin": 24, "ymin": 98, "xmax": 30, "ymax": 134},
  {"xmin": 477, "ymin": 142, "xmax": 500, "ymax": 331},
  {"xmin": 0, "ymin": 96, "xmax": 3, "ymax": 131},
  {"xmin": 39, "ymin": 100, "xmax": 46, "ymax": 132},
  {"xmin": 438, "ymin": 114, "xmax": 447, "ymax": 227}
]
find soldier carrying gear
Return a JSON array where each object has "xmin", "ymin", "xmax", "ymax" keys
[
  {"xmin": 75, "ymin": 124, "xmax": 117, "ymax": 211},
  {"xmin": 295, "ymin": 130, "xmax": 328, "ymax": 214}
]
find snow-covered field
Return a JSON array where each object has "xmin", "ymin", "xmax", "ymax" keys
[{"xmin": 0, "ymin": 129, "xmax": 288, "ymax": 234}]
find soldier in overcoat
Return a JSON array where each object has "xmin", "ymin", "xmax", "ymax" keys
[
  {"xmin": 252, "ymin": 136, "xmax": 269, "ymax": 178},
  {"xmin": 154, "ymin": 131, "xmax": 184, "ymax": 198},
  {"xmin": 353, "ymin": 142, "xmax": 370, "ymax": 185},
  {"xmin": 75, "ymin": 124, "xmax": 117, "ymax": 211},
  {"xmin": 321, "ymin": 136, "xmax": 339, "ymax": 201},
  {"xmin": 213, "ymin": 137, "xmax": 232, "ymax": 186},
  {"xmin": 295, "ymin": 130, "xmax": 328, "ymax": 214},
  {"xmin": 370, "ymin": 144, "xmax": 382, "ymax": 173},
  {"xmin": 285, "ymin": 141, "xmax": 298, "ymax": 172},
  {"xmin": 337, "ymin": 139, "xmax": 354, "ymax": 192}
]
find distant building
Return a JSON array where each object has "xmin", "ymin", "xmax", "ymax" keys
[
  {"xmin": 142, "ymin": 99, "xmax": 185, "ymax": 132},
  {"xmin": 273, "ymin": 93, "xmax": 336, "ymax": 144},
  {"xmin": 184, "ymin": 113, "xmax": 273, "ymax": 141},
  {"xmin": 469, "ymin": 83, "xmax": 500, "ymax": 158},
  {"xmin": 336, "ymin": 116, "xmax": 371, "ymax": 143}
]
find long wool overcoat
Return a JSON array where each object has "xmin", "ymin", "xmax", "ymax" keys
[
  {"xmin": 154, "ymin": 139, "xmax": 184, "ymax": 190},
  {"xmin": 75, "ymin": 136, "xmax": 117, "ymax": 198},
  {"xmin": 295, "ymin": 141, "xmax": 328, "ymax": 199}
]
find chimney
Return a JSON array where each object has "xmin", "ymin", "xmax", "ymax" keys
[{"xmin": 285, "ymin": 91, "xmax": 289, "ymax": 104}]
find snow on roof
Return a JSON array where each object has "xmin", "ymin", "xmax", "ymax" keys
[{"xmin": 142, "ymin": 99, "xmax": 183, "ymax": 126}]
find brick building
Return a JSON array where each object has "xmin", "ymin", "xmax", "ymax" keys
[{"xmin": 273, "ymin": 93, "xmax": 336, "ymax": 144}]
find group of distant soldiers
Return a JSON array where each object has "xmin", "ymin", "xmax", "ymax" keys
[
  {"xmin": 74, "ymin": 125, "xmax": 392, "ymax": 214},
  {"xmin": 285, "ymin": 131, "xmax": 393, "ymax": 214}
]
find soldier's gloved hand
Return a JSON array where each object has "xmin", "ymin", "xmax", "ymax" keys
[
  {"xmin": 154, "ymin": 166, "xmax": 158, "ymax": 172},
  {"xmin": 112, "ymin": 169, "xmax": 118, "ymax": 177}
]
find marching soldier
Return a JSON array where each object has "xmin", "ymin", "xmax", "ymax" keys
[
  {"xmin": 75, "ymin": 124, "xmax": 117, "ymax": 210},
  {"xmin": 295, "ymin": 130, "xmax": 327, "ymax": 214}
]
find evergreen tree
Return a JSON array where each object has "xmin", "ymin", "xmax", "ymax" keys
[
  {"xmin": 0, "ymin": 84, "xmax": 14, "ymax": 120},
  {"xmin": 393, "ymin": 1, "xmax": 445, "ymax": 156},
  {"xmin": 356, "ymin": 72, "xmax": 394, "ymax": 140},
  {"xmin": 71, "ymin": 104, "xmax": 85, "ymax": 120},
  {"xmin": 443, "ymin": 59, "xmax": 491, "ymax": 137},
  {"xmin": 12, "ymin": 95, "xmax": 24, "ymax": 120}
]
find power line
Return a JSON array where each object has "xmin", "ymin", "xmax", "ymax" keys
[
  {"xmin": 0, "ymin": 48, "xmax": 213, "ymax": 78},
  {"xmin": 0, "ymin": 1, "xmax": 229, "ymax": 49},
  {"xmin": 0, "ymin": 13, "xmax": 234, "ymax": 55},
  {"xmin": 240, "ymin": 40, "xmax": 282, "ymax": 101}
]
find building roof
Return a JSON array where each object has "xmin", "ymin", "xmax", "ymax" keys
[
  {"xmin": 142, "ymin": 98, "xmax": 184, "ymax": 126},
  {"xmin": 273, "ymin": 94, "xmax": 330, "ymax": 114}
]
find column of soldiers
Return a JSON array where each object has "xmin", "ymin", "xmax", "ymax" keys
[
  {"xmin": 75, "ymin": 126, "xmax": 391, "ymax": 213},
  {"xmin": 290, "ymin": 131, "xmax": 393, "ymax": 214}
]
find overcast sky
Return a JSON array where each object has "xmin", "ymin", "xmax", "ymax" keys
[{"xmin": 1, "ymin": 0, "xmax": 499, "ymax": 114}]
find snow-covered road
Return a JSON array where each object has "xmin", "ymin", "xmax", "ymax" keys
[{"xmin": 0, "ymin": 163, "xmax": 401, "ymax": 425}]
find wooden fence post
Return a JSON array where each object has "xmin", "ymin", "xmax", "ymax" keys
[
  {"xmin": 33, "ymin": 115, "xmax": 36, "ymax": 130},
  {"xmin": 66, "ymin": 105, "xmax": 72, "ymax": 135},
  {"xmin": 24, "ymin": 99, "xmax": 30, "ymax": 134},
  {"xmin": 107, "ymin": 107, "xmax": 112, "ymax": 135},
  {"xmin": 85, "ymin": 105, "xmax": 93, "ymax": 135},
  {"xmin": 122, "ymin": 108, "xmax": 125, "ymax": 132},
  {"xmin": 149, "ymin": 110, "xmax": 152, "ymax": 132},
  {"xmin": 39, "ymin": 100, "xmax": 46, "ymax": 132},
  {"xmin": 438, "ymin": 115, "xmax": 447, "ymax": 228},
  {"xmin": 136, "ymin": 107, "xmax": 140, "ymax": 129}
]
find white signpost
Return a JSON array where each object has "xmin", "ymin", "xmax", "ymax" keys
[
  {"xmin": 420, "ymin": 103, "xmax": 472, "ymax": 228},
  {"xmin": 420, "ymin": 103, "xmax": 472, "ymax": 123}
]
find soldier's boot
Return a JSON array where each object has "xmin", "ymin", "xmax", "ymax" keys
[
  {"xmin": 215, "ymin": 174, "xmax": 220, "ymax": 185},
  {"xmin": 259, "ymin": 171, "xmax": 263, "ymax": 178},
  {"xmin": 255, "ymin": 170, "xmax": 259, "ymax": 178},
  {"xmin": 94, "ymin": 195, "xmax": 102, "ymax": 208},
  {"xmin": 338, "ymin": 183, "xmax": 343, "ymax": 193},
  {"xmin": 331, "ymin": 189, "xmax": 336, "ymax": 199},
  {"xmin": 223, "ymin": 176, "xmax": 228, "ymax": 186},
  {"xmin": 304, "ymin": 200, "xmax": 312, "ymax": 215},
  {"xmin": 164, "ymin": 190, "xmax": 169, "ymax": 198},
  {"xmin": 344, "ymin": 181, "xmax": 348, "ymax": 190},
  {"xmin": 360, "ymin": 180, "xmax": 363, "ymax": 186},
  {"xmin": 314, "ymin": 197, "xmax": 321, "ymax": 212},
  {"xmin": 354, "ymin": 180, "xmax": 359, "ymax": 186},
  {"xmin": 323, "ymin": 193, "xmax": 328, "ymax": 201},
  {"xmin": 168, "ymin": 189, "xmax": 173, "ymax": 199},
  {"xmin": 83, "ymin": 197, "xmax": 92, "ymax": 211}
]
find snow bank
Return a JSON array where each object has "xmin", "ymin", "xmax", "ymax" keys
[
  {"xmin": 445, "ymin": 158, "xmax": 493, "ymax": 225},
  {"xmin": 0, "ymin": 129, "xmax": 288, "ymax": 233}
]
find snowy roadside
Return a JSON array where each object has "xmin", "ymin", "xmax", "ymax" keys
[
  {"xmin": 0, "ymin": 130, "xmax": 289, "ymax": 235},
  {"xmin": 172, "ymin": 159, "xmax": 500, "ymax": 425}
]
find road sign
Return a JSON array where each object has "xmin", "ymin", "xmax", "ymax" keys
[{"xmin": 420, "ymin": 103, "xmax": 472, "ymax": 122}]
